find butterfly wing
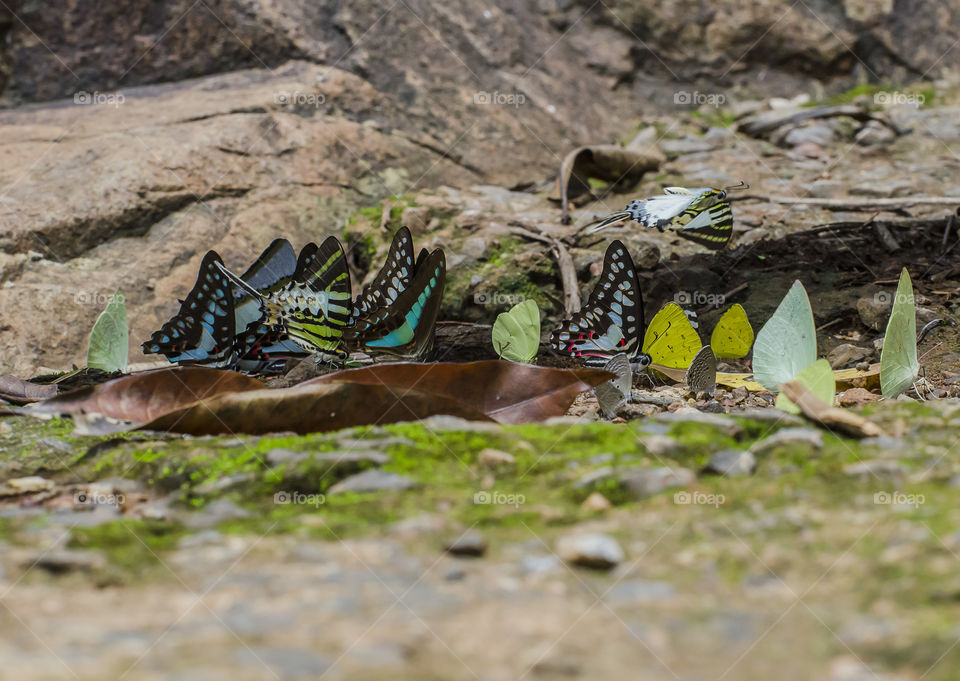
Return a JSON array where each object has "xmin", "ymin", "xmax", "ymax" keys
[
  {"xmin": 686, "ymin": 345, "xmax": 717, "ymax": 396},
  {"xmin": 267, "ymin": 237, "xmax": 352, "ymax": 358},
  {"xmin": 880, "ymin": 268, "xmax": 919, "ymax": 398},
  {"xmin": 551, "ymin": 241, "xmax": 644, "ymax": 365},
  {"xmin": 641, "ymin": 302, "xmax": 703, "ymax": 369},
  {"xmin": 492, "ymin": 299, "xmax": 541, "ymax": 363},
  {"xmin": 351, "ymin": 248, "xmax": 446, "ymax": 361},
  {"xmin": 710, "ymin": 304, "xmax": 754, "ymax": 359},
  {"xmin": 671, "ymin": 201, "xmax": 734, "ymax": 250},
  {"xmin": 351, "ymin": 227, "xmax": 417, "ymax": 323},
  {"xmin": 752, "ymin": 280, "xmax": 816, "ymax": 391},
  {"xmin": 594, "ymin": 353, "xmax": 632, "ymax": 418},
  {"xmin": 234, "ymin": 238, "xmax": 298, "ymax": 347},
  {"xmin": 142, "ymin": 251, "xmax": 237, "ymax": 367}
]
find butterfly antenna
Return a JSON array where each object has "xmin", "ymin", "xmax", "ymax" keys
[
  {"xmin": 585, "ymin": 211, "xmax": 633, "ymax": 234},
  {"xmin": 215, "ymin": 261, "xmax": 263, "ymax": 300},
  {"xmin": 723, "ymin": 181, "xmax": 750, "ymax": 192}
]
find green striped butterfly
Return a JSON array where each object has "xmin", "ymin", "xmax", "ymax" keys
[
  {"xmin": 587, "ymin": 182, "xmax": 748, "ymax": 250},
  {"xmin": 219, "ymin": 236, "xmax": 352, "ymax": 362},
  {"xmin": 344, "ymin": 247, "xmax": 446, "ymax": 361}
]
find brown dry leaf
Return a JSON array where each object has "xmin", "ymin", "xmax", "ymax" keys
[
  {"xmin": 304, "ymin": 361, "xmax": 614, "ymax": 424},
  {"xmin": 0, "ymin": 375, "xmax": 58, "ymax": 405},
  {"xmin": 140, "ymin": 381, "xmax": 493, "ymax": 435},
  {"xmin": 780, "ymin": 380, "xmax": 885, "ymax": 438},
  {"xmin": 27, "ymin": 367, "xmax": 264, "ymax": 423},
  {"xmin": 557, "ymin": 145, "xmax": 661, "ymax": 224}
]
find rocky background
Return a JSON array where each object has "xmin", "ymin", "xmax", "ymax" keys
[{"xmin": 1, "ymin": 0, "xmax": 959, "ymax": 375}]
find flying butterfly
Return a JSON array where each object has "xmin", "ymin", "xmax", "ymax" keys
[
  {"xmin": 142, "ymin": 251, "xmax": 237, "ymax": 368},
  {"xmin": 710, "ymin": 303, "xmax": 754, "ymax": 360},
  {"xmin": 344, "ymin": 248, "xmax": 446, "ymax": 362},
  {"xmin": 550, "ymin": 240, "xmax": 702, "ymax": 370},
  {"xmin": 587, "ymin": 182, "xmax": 749, "ymax": 250},
  {"xmin": 218, "ymin": 236, "xmax": 353, "ymax": 363}
]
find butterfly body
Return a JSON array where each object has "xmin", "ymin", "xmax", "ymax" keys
[{"xmin": 588, "ymin": 184, "xmax": 746, "ymax": 250}]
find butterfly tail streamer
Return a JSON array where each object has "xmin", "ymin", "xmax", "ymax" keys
[
  {"xmin": 585, "ymin": 211, "xmax": 632, "ymax": 234},
  {"xmin": 214, "ymin": 261, "xmax": 265, "ymax": 302}
]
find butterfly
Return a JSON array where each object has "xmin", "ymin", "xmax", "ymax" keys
[
  {"xmin": 880, "ymin": 267, "xmax": 919, "ymax": 398},
  {"xmin": 594, "ymin": 353, "xmax": 632, "ymax": 418},
  {"xmin": 686, "ymin": 345, "xmax": 717, "ymax": 397},
  {"xmin": 142, "ymin": 251, "xmax": 238, "ymax": 367},
  {"xmin": 232, "ymin": 239, "xmax": 309, "ymax": 373},
  {"xmin": 752, "ymin": 280, "xmax": 816, "ymax": 392},
  {"xmin": 710, "ymin": 303, "xmax": 754, "ymax": 360},
  {"xmin": 550, "ymin": 240, "xmax": 702, "ymax": 370},
  {"xmin": 492, "ymin": 299, "xmax": 541, "ymax": 363},
  {"xmin": 218, "ymin": 236, "xmax": 353, "ymax": 362},
  {"xmin": 344, "ymin": 247, "xmax": 446, "ymax": 361},
  {"xmin": 351, "ymin": 227, "xmax": 417, "ymax": 323},
  {"xmin": 587, "ymin": 182, "xmax": 748, "ymax": 250}
]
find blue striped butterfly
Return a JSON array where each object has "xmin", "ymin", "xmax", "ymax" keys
[
  {"xmin": 344, "ymin": 247, "xmax": 446, "ymax": 361},
  {"xmin": 551, "ymin": 240, "xmax": 702, "ymax": 370},
  {"xmin": 587, "ymin": 182, "xmax": 748, "ymax": 250},
  {"xmin": 142, "ymin": 251, "xmax": 238, "ymax": 367},
  {"xmin": 232, "ymin": 239, "xmax": 309, "ymax": 373},
  {"xmin": 219, "ymin": 236, "xmax": 353, "ymax": 363}
]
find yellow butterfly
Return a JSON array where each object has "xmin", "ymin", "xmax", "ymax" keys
[
  {"xmin": 643, "ymin": 302, "xmax": 703, "ymax": 369},
  {"xmin": 710, "ymin": 304, "xmax": 754, "ymax": 359}
]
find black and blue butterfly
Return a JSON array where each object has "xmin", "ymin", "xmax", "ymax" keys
[{"xmin": 344, "ymin": 227, "xmax": 445, "ymax": 362}]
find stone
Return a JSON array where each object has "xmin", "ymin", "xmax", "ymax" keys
[
  {"xmin": 857, "ymin": 296, "xmax": 891, "ymax": 330},
  {"xmin": 639, "ymin": 434, "xmax": 681, "ymax": 456},
  {"xmin": 555, "ymin": 533, "xmax": 624, "ymax": 570},
  {"xmin": 461, "ymin": 236, "xmax": 489, "ymax": 260},
  {"xmin": 619, "ymin": 467, "xmax": 696, "ymax": 500},
  {"xmin": 0, "ymin": 476, "xmax": 54, "ymax": 496},
  {"xmin": 838, "ymin": 388, "xmax": 880, "ymax": 406},
  {"xmin": 328, "ymin": 470, "xmax": 416, "ymax": 494},
  {"xmin": 655, "ymin": 408, "xmax": 743, "ymax": 437},
  {"xmin": 827, "ymin": 343, "xmax": 873, "ymax": 368},
  {"xmin": 445, "ymin": 530, "xmax": 487, "ymax": 557},
  {"xmin": 573, "ymin": 466, "xmax": 616, "ymax": 490},
  {"xmin": 750, "ymin": 428, "xmax": 824, "ymax": 454},
  {"xmin": 854, "ymin": 121, "xmax": 896, "ymax": 145},
  {"xmin": 580, "ymin": 492, "xmax": 612, "ymax": 511},
  {"xmin": 702, "ymin": 449, "xmax": 756, "ymax": 476},
  {"xmin": 783, "ymin": 123, "xmax": 837, "ymax": 147},
  {"xmin": 477, "ymin": 448, "xmax": 515, "ymax": 468},
  {"xmin": 843, "ymin": 460, "xmax": 906, "ymax": 481}
]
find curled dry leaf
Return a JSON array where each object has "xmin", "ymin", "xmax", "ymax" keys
[
  {"xmin": 305, "ymin": 361, "xmax": 614, "ymax": 424},
  {"xmin": 557, "ymin": 145, "xmax": 661, "ymax": 224},
  {"xmin": 0, "ymin": 375, "xmax": 58, "ymax": 405},
  {"xmin": 27, "ymin": 367, "xmax": 263, "ymax": 423}
]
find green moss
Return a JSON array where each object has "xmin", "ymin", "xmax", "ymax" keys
[{"xmin": 69, "ymin": 520, "xmax": 187, "ymax": 577}]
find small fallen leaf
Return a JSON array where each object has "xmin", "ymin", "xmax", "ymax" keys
[
  {"xmin": 557, "ymin": 145, "xmax": 661, "ymax": 224},
  {"xmin": 0, "ymin": 375, "xmax": 58, "ymax": 405}
]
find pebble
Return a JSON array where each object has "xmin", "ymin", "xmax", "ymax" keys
[
  {"xmin": 555, "ymin": 533, "xmax": 624, "ymax": 569},
  {"xmin": 638, "ymin": 434, "xmax": 681, "ymax": 456},
  {"xmin": 750, "ymin": 428, "xmax": 824, "ymax": 454},
  {"xmin": 856, "ymin": 296, "xmax": 890, "ymax": 330},
  {"xmin": 702, "ymin": 449, "xmax": 756, "ymax": 476},
  {"xmin": 838, "ymin": 388, "xmax": 879, "ymax": 406},
  {"xmin": 0, "ymin": 476, "xmax": 54, "ymax": 496},
  {"xmin": 445, "ymin": 530, "xmax": 487, "ymax": 557},
  {"xmin": 580, "ymin": 492, "xmax": 612, "ymax": 511},
  {"xmin": 477, "ymin": 448, "xmax": 515, "ymax": 468},
  {"xmin": 328, "ymin": 470, "xmax": 416, "ymax": 494},
  {"xmin": 827, "ymin": 343, "xmax": 873, "ymax": 368},
  {"xmin": 619, "ymin": 467, "xmax": 695, "ymax": 500}
]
